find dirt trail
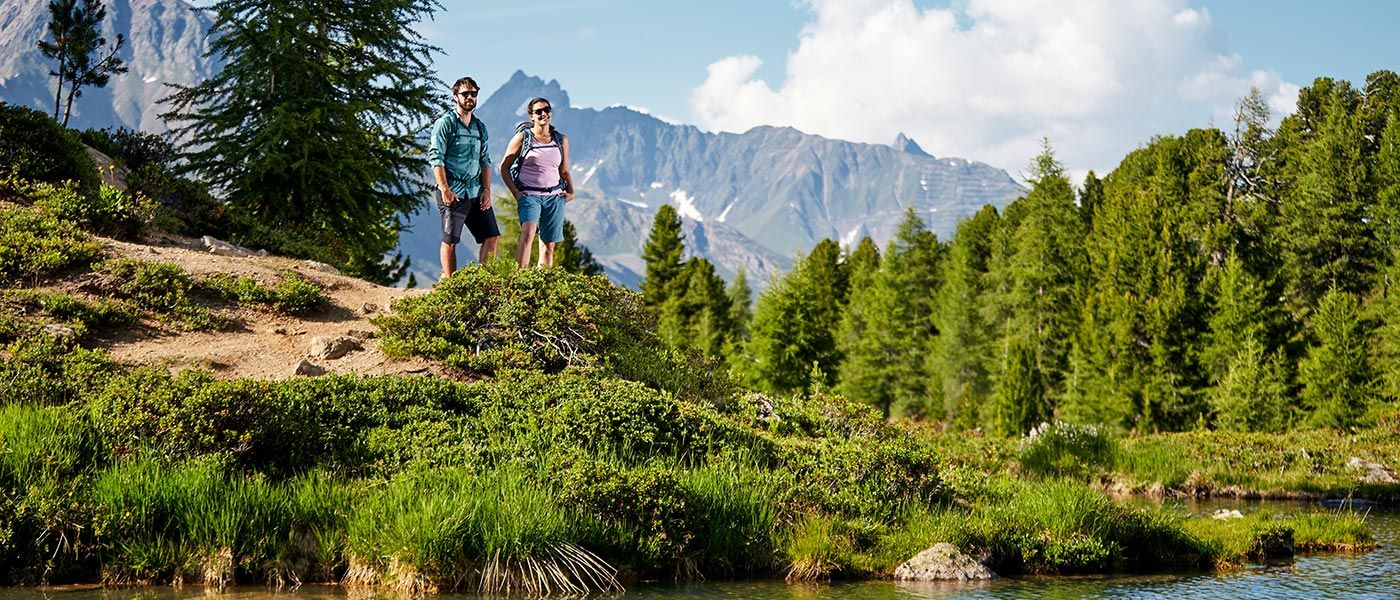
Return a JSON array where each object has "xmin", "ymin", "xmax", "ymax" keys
[{"xmin": 91, "ymin": 235, "xmax": 441, "ymax": 380}]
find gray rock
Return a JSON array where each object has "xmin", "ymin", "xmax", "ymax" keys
[
  {"xmin": 1347, "ymin": 457, "xmax": 1398, "ymax": 484},
  {"xmin": 293, "ymin": 359, "xmax": 326, "ymax": 377},
  {"xmin": 304, "ymin": 260, "xmax": 341, "ymax": 275},
  {"xmin": 202, "ymin": 235, "xmax": 258, "ymax": 257},
  {"xmin": 360, "ymin": 303, "xmax": 380, "ymax": 315},
  {"xmin": 308, "ymin": 336, "xmax": 361, "ymax": 360},
  {"xmin": 1212, "ymin": 509, "xmax": 1245, "ymax": 520},
  {"xmin": 40, "ymin": 323, "xmax": 75, "ymax": 340},
  {"xmin": 346, "ymin": 329, "xmax": 376, "ymax": 341},
  {"xmin": 894, "ymin": 543, "xmax": 996, "ymax": 581}
]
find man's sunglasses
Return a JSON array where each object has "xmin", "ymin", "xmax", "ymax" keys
[
  {"xmin": 457, "ymin": 90, "xmax": 478, "ymax": 98},
  {"xmin": 532, "ymin": 106, "xmax": 552, "ymax": 116}
]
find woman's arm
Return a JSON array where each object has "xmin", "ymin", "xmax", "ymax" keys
[
  {"xmin": 499, "ymin": 131, "xmax": 525, "ymax": 199},
  {"xmin": 559, "ymin": 136, "xmax": 575, "ymax": 201}
]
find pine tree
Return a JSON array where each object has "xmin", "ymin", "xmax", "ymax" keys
[
  {"xmin": 1201, "ymin": 256, "xmax": 1276, "ymax": 382},
  {"xmin": 556, "ymin": 221, "xmax": 604, "ymax": 276},
  {"xmin": 162, "ymin": 0, "xmax": 439, "ymax": 282},
  {"xmin": 722, "ymin": 268, "xmax": 753, "ymax": 368},
  {"xmin": 1276, "ymin": 78, "xmax": 1380, "ymax": 313},
  {"xmin": 929, "ymin": 204, "xmax": 998, "ymax": 428},
  {"xmin": 743, "ymin": 254, "xmax": 840, "ymax": 394},
  {"xmin": 39, "ymin": 0, "xmax": 127, "ymax": 127},
  {"xmin": 658, "ymin": 257, "xmax": 731, "ymax": 358},
  {"xmin": 1078, "ymin": 170, "xmax": 1103, "ymax": 228},
  {"xmin": 1210, "ymin": 339, "xmax": 1289, "ymax": 432},
  {"xmin": 641, "ymin": 204, "xmax": 685, "ymax": 308},
  {"xmin": 837, "ymin": 211, "xmax": 942, "ymax": 418},
  {"xmin": 1299, "ymin": 288, "xmax": 1375, "ymax": 428},
  {"xmin": 985, "ymin": 141, "xmax": 1085, "ymax": 424},
  {"xmin": 991, "ymin": 337, "xmax": 1045, "ymax": 437}
]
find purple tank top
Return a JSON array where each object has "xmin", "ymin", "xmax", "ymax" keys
[{"xmin": 518, "ymin": 131, "xmax": 562, "ymax": 190}]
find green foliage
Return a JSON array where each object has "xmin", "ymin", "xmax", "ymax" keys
[
  {"xmin": 0, "ymin": 205, "xmax": 103, "ymax": 285},
  {"xmin": 0, "ymin": 334, "xmax": 117, "ymax": 406},
  {"xmin": 930, "ymin": 204, "xmax": 998, "ymax": 428},
  {"xmin": 0, "ymin": 102, "xmax": 99, "ymax": 194},
  {"xmin": 1209, "ymin": 339, "xmax": 1290, "ymax": 432},
  {"xmin": 657, "ymin": 257, "xmax": 732, "ymax": 358},
  {"xmin": 97, "ymin": 258, "xmax": 223, "ymax": 331},
  {"xmin": 375, "ymin": 261, "xmax": 657, "ymax": 376},
  {"xmin": 77, "ymin": 128, "xmax": 228, "ymax": 236},
  {"xmin": 34, "ymin": 181, "xmax": 155, "ymax": 239},
  {"xmin": 38, "ymin": 0, "xmax": 126, "ymax": 127},
  {"xmin": 641, "ymin": 204, "xmax": 685, "ymax": 307},
  {"xmin": 1016, "ymin": 421, "xmax": 1116, "ymax": 479},
  {"xmin": 992, "ymin": 337, "xmax": 1046, "ymax": 437},
  {"xmin": 743, "ymin": 241, "xmax": 848, "ymax": 394},
  {"xmin": 161, "ymin": 0, "xmax": 440, "ymax": 284},
  {"xmin": 1, "ymin": 289, "xmax": 137, "ymax": 339},
  {"xmin": 1300, "ymin": 288, "xmax": 1376, "ymax": 428},
  {"xmin": 199, "ymin": 271, "xmax": 324, "ymax": 315}
]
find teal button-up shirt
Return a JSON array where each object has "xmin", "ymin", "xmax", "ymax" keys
[{"xmin": 427, "ymin": 110, "xmax": 490, "ymax": 200}]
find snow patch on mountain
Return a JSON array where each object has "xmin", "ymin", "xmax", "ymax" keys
[
  {"xmin": 670, "ymin": 189, "xmax": 704, "ymax": 221},
  {"xmin": 581, "ymin": 159, "xmax": 604, "ymax": 186},
  {"xmin": 717, "ymin": 198, "xmax": 738, "ymax": 223}
]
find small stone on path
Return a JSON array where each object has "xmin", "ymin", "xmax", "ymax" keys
[
  {"xmin": 294, "ymin": 359, "xmax": 326, "ymax": 377},
  {"xmin": 308, "ymin": 335, "xmax": 361, "ymax": 360},
  {"xmin": 201, "ymin": 235, "xmax": 260, "ymax": 257}
]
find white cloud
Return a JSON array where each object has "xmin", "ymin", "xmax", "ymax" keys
[{"xmin": 690, "ymin": 0, "xmax": 1299, "ymax": 177}]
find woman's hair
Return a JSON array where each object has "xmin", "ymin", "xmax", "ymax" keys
[{"xmin": 527, "ymin": 97, "xmax": 552, "ymax": 113}]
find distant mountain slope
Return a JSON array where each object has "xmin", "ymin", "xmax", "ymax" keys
[{"xmin": 0, "ymin": 0, "xmax": 219, "ymax": 131}]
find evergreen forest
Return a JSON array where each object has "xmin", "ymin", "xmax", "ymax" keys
[{"xmin": 644, "ymin": 73, "xmax": 1400, "ymax": 436}]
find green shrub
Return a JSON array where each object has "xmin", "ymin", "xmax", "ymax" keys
[
  {"xmin": 0, "ymin": 103, "xmax": 100, "ymax": 194},
  {"xmin": 200, "ymin": 271, "xmax": 324, "ymax": 315},
  {"xmin": 2, "ymin": 290, "xmax": 138, "ymax": 338},
  {"xmin": 79, "ymin": 127, "xmax": 229, "ymax": 237},
  {"xmin": 98, "ymin": 258, "xmax": 223, "ymax": 330},
  {"xmin": 0, "ymin": 206, "xmax": 103, "ymax": 285},
  {"xmin": 34, "ymin": 181, "xmax": 155, "ymax": 239},
  {"xmin": 778, "ymin": 434, "xmax": 944, "ymax": 521},
  {"xmin": 376, "ymin": 262, "xmax": 657, "ymax": 375},
  {"xmin": 1017, "ymin": 421, "xmax": 1117, "ymax": 479},
  {"xmin": 0, "ymin": 335, "xmax": 117, "ymax": 405}
]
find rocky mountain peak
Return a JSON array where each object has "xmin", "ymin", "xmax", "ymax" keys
[{"xmin": 893, "ymin": 132, "xmax": 932, "ymax": 158}]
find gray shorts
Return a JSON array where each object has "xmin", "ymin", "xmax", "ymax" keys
[{"xmin": 439, "ymin": 199, "xmax": 500, "ymax": 245}]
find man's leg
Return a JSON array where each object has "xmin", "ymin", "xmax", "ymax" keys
[
  {"xmin": 479, "ymin": 236, "xmax": 499, "ymax": 263},
  {"xmin": 440, "ymin": 242, "xmax": 457, "ymax": 278},
  {"xmin": 516, "ymin": 222, "xmax": 538, "ymax": 268}
]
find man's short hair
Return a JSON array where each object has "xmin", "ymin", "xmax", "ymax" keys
[{"xmin": 453, "ymin": 76, "xmax": 479, "ymax": 94}]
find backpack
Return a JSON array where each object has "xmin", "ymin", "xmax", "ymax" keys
[{"xmin": 508, "ymin": 121, "xmax": 565, "ymax": 193}]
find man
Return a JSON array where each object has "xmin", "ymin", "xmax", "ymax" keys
[{"xmin": 428, "ymin": 76, "xmax": 499, "ymax": 278}]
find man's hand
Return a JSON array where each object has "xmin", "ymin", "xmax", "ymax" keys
[
  {"xmin": 480, "ymin": 192, "xmax": 493, "ymax": 211},
  {"xmin": 441, "ymin": 188, "xmax": 458, "ymax": 205}
]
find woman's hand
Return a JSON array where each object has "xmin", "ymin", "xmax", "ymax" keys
[{"xmin": 565, "ymin": 190, "xmax": 575, "ymax": 202}]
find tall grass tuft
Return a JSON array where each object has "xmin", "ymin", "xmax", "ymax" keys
[
  {"xmin": 782, "ymin": 514, "xmax": 854, "ymax": 582},
  {"xmin": 673, "ymin": 460, "xmax": 782, "ymax": 577},
  {"xmin": 345, "ymin": 464, "xmax": 622, "ymax": 595}
]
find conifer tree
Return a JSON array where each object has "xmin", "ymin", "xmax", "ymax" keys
[
  {"xmin": 1276, "ymin": 78, "xmax": 1380, "ymax": 313},
  {"xmin": 985, "ymin": 141, "xmax": 1085, "ymax": 423},
  {"xmin": 837, "ymin": 211, "xmax": 942, "ymax": 417},
  {"xmin": 658, "ymin": 257, "xmax": 731, "ymax": 358},
  {"xmin": 162, "ymin": 0, "xmax": 440, "ymax": 282},
  {"xmin": 641, "ymin": 204, "xmax": 685, "ymax": 308},
  {"xmin": 1210, "ymin": 339, "xmax": 1289, "ymax": 432},
  {"xmin": 991, "ymin": 337, "xmax": 1045, "ymax": 437},
  {"xmin": 1201, "ymin": 256, "xmax": 1277, "ymax": 381},
  {"xmin": 556, "ymin": 221, "xmax": 604, "ymax": 276},
  {"xmin": 1299, "ymin": 288, "xmax": 1375, "ymax": 428},
  {"xmin": 743, "ymin": 249, "xmax": 843, "ymax": 394},
  {"xmin": 726, "ymin": 268, "xmax": 753, "ymax": 343},
  {"xmin": 39, "ymin": 0, "xmax": 127, "ymax": 127},
  {"xmin": 929, "ymin": 204, "xmax": 998, "ymax": 428},
  {"xmin": 1078, "ymin": 170, "xmax": 1103, "ymax": 228}
]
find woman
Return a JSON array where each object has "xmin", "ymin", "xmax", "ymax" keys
[{"xmin": 500, "ymin": 97, "xmax": 574, "ymax": 268}]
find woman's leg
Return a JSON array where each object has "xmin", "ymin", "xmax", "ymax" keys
[
  {"xmin": 540, "ymin": 241, "xmax": 557, "ymax": 267},
  {"xmin": 516, "ymin": 221, "xmax": 538, "ymax": 268}
]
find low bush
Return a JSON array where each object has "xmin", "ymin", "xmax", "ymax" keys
[
  {"xmin": 34, "ymin": 181, "xmax": 155, "ymax": 239},
  {"xmin": 1017, "ymin": 421, "xmax": 1117, "ymax": 479},
  {"xmin": 0, "ymin": 103, "xmax": 99, "ymax": 195},
  {"xmin": 200, "ymin": 271, "xmax": 324, "ymax": 315},
  {"xmin": 2, "ymin": 290, "xmax": 138, "ymax": 339},
  {"xmin": 97, "ymin": 259, "xmax": 223, "ymax": 331},
  {"xmin": 0, "ymin": 335, "xmax": 118, "ymax": 405},
  {"xmin": 78, "ymin": 127, "xmax": 228, "ymax": 236},
  {"xmin": 0, "ymin": 206, "xmax": 103, "ymax": 285}
]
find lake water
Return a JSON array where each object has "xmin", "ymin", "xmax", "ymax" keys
[{"xmin": 26, "ymin": 500, "xmax": 1399, "ymax": 600}]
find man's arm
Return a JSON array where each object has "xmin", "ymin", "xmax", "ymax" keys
[
  {"xmin": 428, "ymin": 117, "xmax": 457, "ymax": 205},
  {"xmin": 499, "ymin": 132, "xmax": 524, "ymax": 199}
]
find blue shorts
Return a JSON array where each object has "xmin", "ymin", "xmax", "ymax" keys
[{"xmin": 518, "ymin": 194, "xmax": 565, "ymax": 243}]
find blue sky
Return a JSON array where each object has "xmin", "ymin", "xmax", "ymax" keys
[{"xmin": 424, "ymin": 0, "xmax": 1398, "ymax": 177}]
